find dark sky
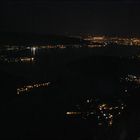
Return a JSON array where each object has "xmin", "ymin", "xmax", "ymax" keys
[{"xmin": 1, "ymin": 0, "xmax": 140, "ymax": 36}]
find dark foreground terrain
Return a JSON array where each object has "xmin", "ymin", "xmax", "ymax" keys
[{"xmin": 0, "ymin": 47, "xmax": 140, "ymax": 140}]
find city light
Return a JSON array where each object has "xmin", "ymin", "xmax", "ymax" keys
[
  {"xmin": 66, "ymin": 98, "xmax": 126, "ymax": 127},
  {"xmin": 84, "ymin": 36, "xmax": 140, "ymax": 47},
  {"xmin": 0, "ymin": 56, "xmax": 35, "ymax": 63},
  {"xmin": 17, "ymin": 82, "xmax": 51, "ymax": 95}
]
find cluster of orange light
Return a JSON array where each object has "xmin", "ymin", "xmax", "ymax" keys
[
  {"xmin": 85, "ymin": 36, "xmax": 140, "ymax": 46},
  {"xmin": 20, "ymin": 57, "xmax": 34, "ymax": 62},
  {"xmin": 66, "ymin": 102, "xmax": 125, "ymax": 126},
  {"xmin": 0, "ymin": 56, "xmax": 35, "ymax": 63},
  {"xmin": 98, "ymin": 103, "xmax": 124, "ymax": 126},
  {"xmin": 66, "ymin": 112, "xmax": 81, "ymax": 115},
  {"xmin": 17, "ymin": 82, "xmax": 51, "ymax": 95}
]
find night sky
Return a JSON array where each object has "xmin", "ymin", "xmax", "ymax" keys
[{"xmin": 1, "ymin": 0, "xmax": 140, "ymax": 36}]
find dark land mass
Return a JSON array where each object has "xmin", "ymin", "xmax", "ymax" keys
[
  {"xmin": 0, "ymin": 32, "xmax": 88, "ymax": 45},
  {"xmin": 0, "ymin": 50, "xmax": 140, "ymax": 139}
]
